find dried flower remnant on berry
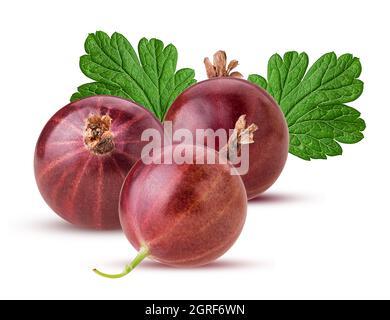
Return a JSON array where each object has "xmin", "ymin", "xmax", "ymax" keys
[
  {"xmin": 84, "ymin": 114, "xmax": 115, "ymax": 155},
  {"xmin": 220, "ymin": 114, "xmax": 258, "ymax": 162},
  {"xmin": 204, "ymin": 50, "xmax": 243, "ymax": 78}
]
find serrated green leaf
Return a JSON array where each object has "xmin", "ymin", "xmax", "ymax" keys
[
  {"xmin": 72, "ymin": 32, "xmax": 196, "ymax": 121},
  {"xmin": 248, "ymin": 51, "xmax": 365, "ymax": 160},
  {"xmin": 267, "ymin": 52, "xmax": 308, "ymax": 105}
]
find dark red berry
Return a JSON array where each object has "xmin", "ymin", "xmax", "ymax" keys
[
  {"xmin": 93, "ymin": 145, "xmax": 247, "ymax": 278},
  {"xmin": 165, "ymin": 77, "xmax": 289, "ymax": 199},
  {"xmin": 34, "ymin": 96, "xmax": 163, "ymax": 229}
]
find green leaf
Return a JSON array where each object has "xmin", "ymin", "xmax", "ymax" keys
[
  {"xmin": 70, "ymin": 82, "xmax": 131, "ymax": 102},
  {"xmin": 71, "ymin": 32, "xmax": 196, "ymax": 121},
  {"xmin": 248, "ymin": 74, "xmax": 267, "ymax": 90},
  {"xmin": 248, "ymin": 51, "xmax": 365, "ymax": 160}
]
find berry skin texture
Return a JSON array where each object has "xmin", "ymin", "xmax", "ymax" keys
[
  {"xmin": 119, "ymin": 145, "xmax": 247, "ymax": 267},
  {"xmin": 34, "ymin": 96, "xmax": 163, "ymax": 229},
  {"xmin": 165, "ymin": 78, "xmax": 289, "ymax": 199}
]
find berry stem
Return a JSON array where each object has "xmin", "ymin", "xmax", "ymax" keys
[{"xmin": 93, "ymin": 245, "xmax": 149, "ymax": 279}]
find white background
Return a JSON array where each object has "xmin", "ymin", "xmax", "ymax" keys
[{"xmin": 0, "ymin": 0, "xmax": 389, "ymax": 299}]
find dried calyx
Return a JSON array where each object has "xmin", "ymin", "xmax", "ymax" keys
[
  {"xmin": 84, "ymin": 114, "xmax": 115, "ymax": 155},
  {"xmin": 204, "ymin": 50, "xmax": 243, "ymax": 79},
  {"xmin": 220, "ymin": 115, "xmax": 258, "ymax": 162}
]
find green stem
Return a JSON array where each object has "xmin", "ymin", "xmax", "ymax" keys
[{"xmin": 93, "ymin": 245, "xmax": 149, "ymax": 279}]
